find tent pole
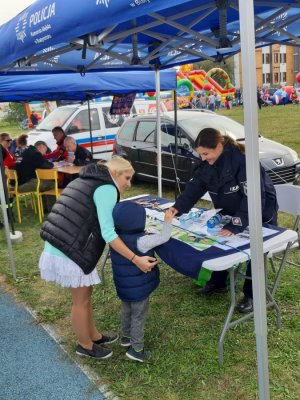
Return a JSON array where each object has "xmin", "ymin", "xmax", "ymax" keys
[
  {"xmin": 155, "ymin": 67, "xmax": 162, "ymax": 197},
  {"xmin": 0, "ymin": 164, "xmax": 16, "ymax": 280},
  {"xmin": 239, "ymin": 1, "xmax": 270, "ymax": 399},
  {"xmin": 87, "ymin": 98, "xmax": 94, "ymax": 158},
  {"xmin": 174, "ymin": 90, "xmax": 179, "ymax": 200}
]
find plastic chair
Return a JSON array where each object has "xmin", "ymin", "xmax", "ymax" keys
[
  {"xmin": 35, "ymin": 169, "xmax": 62, "ymax": 222},
  {"xmin": 5, "ymin": 167, "xmax": 37, "ymax": 223},
  {"xmin": 267, "ymin": 184, "xmax": 300, "ymax": 295}
]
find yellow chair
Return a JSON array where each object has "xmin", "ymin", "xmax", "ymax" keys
[
  {"xmin": 5, "ymin": 167, "xmax": 37, "ymax": 223},
  {"xmin": 35, "ymin": 168, "xmax": 63, "ymax": 222}
]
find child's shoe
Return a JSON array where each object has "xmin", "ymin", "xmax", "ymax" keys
[
  {"xmin": 120, "ymin": 336, "xmax": 131, "ymax": 347},
  {"xmin": 126, "ymin": 346, "xmax": 150, "ymax": 363}
]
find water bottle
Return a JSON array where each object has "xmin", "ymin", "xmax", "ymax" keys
[
  {"xmin": 179, "ymin": 214, "xmax": 191, "ymax": 224},
  {"xmin": 190, "ymin": 209, "xmax": 204, "ymax": 222},
  {"xmin": 206, "ymin": 213, "xmax": 222, "ymax": 229}
]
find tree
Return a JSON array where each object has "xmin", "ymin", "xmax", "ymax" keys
[{"xmin": 5, "ymin": 103, "xmax": 27, "ymax": 123}]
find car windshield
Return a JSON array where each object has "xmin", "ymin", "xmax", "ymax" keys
[
  {"xmin": 179, "ymin": 115, "xmax": 246, "ymax": 141},
  {"xmin": 35, "ymin": 107, "xmax": 77, "ymax": 131}
]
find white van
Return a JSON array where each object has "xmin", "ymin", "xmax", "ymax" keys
[{"xmin": 27, "ymin": 100, "xmax": 167, "ymax": 160}]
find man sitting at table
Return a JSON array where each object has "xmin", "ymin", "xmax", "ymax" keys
[
  {"xmin": 14, "ymin": 141, "xmax": 54, "ymax": 193},
  {"xmin": 43, "ymin": 126, "xmax": 68, "ymax": 162},
  {"xmin": 63, "ymin": 136, "xmax": 93, "ymax": 166}
]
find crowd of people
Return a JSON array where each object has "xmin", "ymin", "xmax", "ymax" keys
[
  {"xmin": 189, "ymin": 90, "xmax": 242, "ymax": 112},
  {"xmin": 1, "ymin": 120, "xmax": 279, "ymax": 364}
]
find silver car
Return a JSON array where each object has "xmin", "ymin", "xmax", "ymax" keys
[{"xmin": 113, "ymin": 110, "xmax": 300, "ymax": 186}]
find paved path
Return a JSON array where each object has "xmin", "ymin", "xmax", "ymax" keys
[{"xmin": 0, "ymin": 288, "xmax": 105, "ymax": 400}]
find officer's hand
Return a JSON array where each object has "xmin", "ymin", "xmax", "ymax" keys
[
  {"xmin": 218, "ymin": 228, "xmax": 234, "ymax": 237},
  {"xmin": 168, "ymin": 207, "xmax": 178, "ymax": 218}
]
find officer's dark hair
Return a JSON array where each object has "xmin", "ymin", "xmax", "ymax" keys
[
  {"xmin": 195, "ymin": 128, "xmax": 245, "ymax": 153},
  {"xmin": 52, "ymin": 126, "xmax": 65, "ymax": 134}
]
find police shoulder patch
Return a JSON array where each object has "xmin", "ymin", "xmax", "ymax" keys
[{"xmin": 232, "ymin": 217, "xmax": 242, "ymax": 226}]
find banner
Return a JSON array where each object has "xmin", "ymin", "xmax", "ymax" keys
[{"xmin": 110, "ymin": 93, "xmax": 136, "ymax": 115}]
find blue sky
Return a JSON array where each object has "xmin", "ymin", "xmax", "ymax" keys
[{"xmin": 0, "ymin": 0, "xmax": 35, "ymax": 25}]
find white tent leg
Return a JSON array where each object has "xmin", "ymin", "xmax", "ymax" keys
[
  {"xmin": 155, "ymin": 67, "xmax": 162, "ymax": 197},
  {"xmin": 239, "ymin": 1, "xmax": 270, "ymax": 399},
  {"xmin": 0, "ymin": 168, "xmax": 16, "ymax": 279}
]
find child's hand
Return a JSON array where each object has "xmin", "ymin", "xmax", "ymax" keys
[{"xmin": 164, "ymin": 209, "xmax": 174, "ymax": 224}]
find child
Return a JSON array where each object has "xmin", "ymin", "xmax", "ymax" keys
[{"xmin": 110, "ymin": 200, "xmax": 173, "ymax": 362}]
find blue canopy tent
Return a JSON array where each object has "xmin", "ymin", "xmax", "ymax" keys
[
  {"xmin": 0, "ymin": 0, "xmax": 299, "ymax": 74},
  {"xmin": 0, "ymin": 70, "xmax": 176, "ymax": 101},
  {"xmin": 0, "ymin": 1, "xmax": 300, "ymax": 399}
]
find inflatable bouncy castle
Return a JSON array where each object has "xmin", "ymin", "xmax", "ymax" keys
[{"xmin": 176, "ymin": 64, "xmax": 235, "ymax": 105}]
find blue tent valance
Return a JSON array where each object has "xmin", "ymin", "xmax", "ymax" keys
[{"xmin": 0, "ymin": 70, "xmax": 176, "ymax": 101}]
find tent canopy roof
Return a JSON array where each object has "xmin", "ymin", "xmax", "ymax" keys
[
  {"xmin": 0, "ymin": 70, "xmax": 176, "ymax": 102},
  {"xmin": 0, "ymin": 0, "xmax": 299, "ymax": 74}
]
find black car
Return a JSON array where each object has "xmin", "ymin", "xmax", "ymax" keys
[{"xmin": 113, "ymin": 110, "xmax": 300, "ymax": 187}]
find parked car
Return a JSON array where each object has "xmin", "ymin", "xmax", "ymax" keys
[
  {"xmin": 113, "ymin": 109, "xmax": 300, "ymax": 186},
  {"xmin": 27, "ymin": 100, "xmax": 167, "ymax": 160}
]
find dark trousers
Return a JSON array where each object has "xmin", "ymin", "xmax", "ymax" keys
[{"xmin": 209, "ymin": 262, "xmax": 252, "ymax": 297}]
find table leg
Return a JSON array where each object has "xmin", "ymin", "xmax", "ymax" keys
[
  {"xmin": 218, "ymin": 267, "xmax": 236, "ymax": 365},
  {"xmin": 99, "ymin": 248, "xmax": 110, "ymax": 286}
]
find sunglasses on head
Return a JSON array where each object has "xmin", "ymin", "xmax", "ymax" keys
[{"xmin": 5, "ymin": 139, "xmax": 12, "ymax": 142}]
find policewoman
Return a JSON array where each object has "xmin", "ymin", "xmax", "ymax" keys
[{"xmin": 169, "ymin": 128, "xmax": 278, "ymax": 313}]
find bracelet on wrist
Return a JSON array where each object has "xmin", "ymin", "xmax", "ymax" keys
[{"xmin": 130, "ymin": 254, "xmax": 136, "ymax": 262}]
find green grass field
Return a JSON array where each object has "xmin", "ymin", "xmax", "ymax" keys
[{"xmin": 1, "ymin": 105, "xmax": 300, "ymax": 400}]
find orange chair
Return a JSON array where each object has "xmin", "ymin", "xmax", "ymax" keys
[
  {"xmin": 5, "ymin": 167, "xmax": 37, "ymax": 223},
  {"xmin": 35, "ymin": 169, "xmax": 62, "ymax": 222}
]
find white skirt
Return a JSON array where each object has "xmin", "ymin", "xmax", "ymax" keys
[{"xmin": 39, "ymin": 251, "xmax": 101, "ymax": 288}]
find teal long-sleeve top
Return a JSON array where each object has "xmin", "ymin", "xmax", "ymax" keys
[{"xmin": 44, "ymin": 184, "xmax": 119, "ymax": 258}]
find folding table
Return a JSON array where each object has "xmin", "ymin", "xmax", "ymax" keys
[{"xmin": 105, "ymin": 194, "xmax": 298, "ymax": 364}]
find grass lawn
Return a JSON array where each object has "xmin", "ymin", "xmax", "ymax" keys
[{"xmin": 1, "ymin": 105, "xmax": 300, "ymax": 400}]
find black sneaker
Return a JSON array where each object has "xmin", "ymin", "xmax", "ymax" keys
[
  {"xmin": 197, "ymin": 282, "xmax": 227, "ymax": 295},
  {"xmin": 75, "ymin": 343, "xmax": 113, "ymax": 360},
  {"xmin": 126, "ymin": 346, "xmax": 150, "ymax": 363},
  {"xmin": 238, "ymin": 296, "xmax": 253, "ymax": 313},
  {"xmin": 93, "ymin": 333, "xmax": 119, "ymax": 345},
  {"xmin": 120, "ymin": 336, "xmax": 131, "ymax": 347}
]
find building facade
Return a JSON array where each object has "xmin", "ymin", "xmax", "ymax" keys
[{"xmin": 234, "ymin": 45, "xmax": 299, "ymax": 89}]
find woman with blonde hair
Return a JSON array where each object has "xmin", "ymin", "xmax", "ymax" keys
[{"xmin": 39, "ymin": 156, "xmax": 157, "ymax": 360}]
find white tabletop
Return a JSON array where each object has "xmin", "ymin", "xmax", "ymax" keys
[
  {"xmin": 202, "ymin": 229, "xmax": 297, "ymax": 271},
  {"xmin": 125, "ymin": 194, "xmax": 297, "ymax": 272}
]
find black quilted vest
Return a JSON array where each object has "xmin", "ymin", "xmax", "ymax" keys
[{"xmin": 40, "ymin": 163, "xmax": 119, "ymax": 274}]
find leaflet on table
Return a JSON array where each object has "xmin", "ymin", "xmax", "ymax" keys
[
  {"xmin": 145, "ymin": 208, "xmax": 279, "ymax": 251},
  {"xmin": 53, "ymin": 161, "xmax": 73, "ymax": 168}
]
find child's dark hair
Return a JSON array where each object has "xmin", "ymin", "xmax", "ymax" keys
[{"xmin": 194, "ymin": 128, "xmax": 245, "ymax": 153}]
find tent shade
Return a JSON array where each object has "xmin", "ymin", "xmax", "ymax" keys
[
  {"xmin": 0, "ymin": 70, "xmax": 176, "ymax": 101},
  {"xmin": 0, "ymin": 0, "xmax": 299, "ymax": 74}
]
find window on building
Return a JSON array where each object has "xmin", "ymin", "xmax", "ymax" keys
[
  {"xmin": 280, "ymin": 53, "xmax": 286, "ymax": 63},
  {"xmin": 266, "ymin": 73, "xmax": 271, "ymax": 83},
  {"xmin": 265, "ymin": 53, "xmax": 270, "ymax": 64},
  {"xmin": 262, "ymin": 54, "xmax": 265, "ymax": 64},
  {"xmin": 281, "ymin": 72, "xmax": 286, "ymax": 82},
  {"xmin": 263, "ymin": 73, "xmax": 266, "ymax": 84},
  {"xmin": 273, "ymin": 53, "xmax": 279, "ymax": 63},
  {"xmin": 273, "ymin": 73, "xmax": 279, "ymax": 83}
]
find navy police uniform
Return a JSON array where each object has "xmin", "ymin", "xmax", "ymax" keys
[{"xmin": 173, "ymin": 143, "xmax": 278, "ymax": 297}]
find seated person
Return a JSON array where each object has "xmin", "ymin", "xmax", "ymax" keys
[
  {"xmin": 9, "ymin": 134, "xmax": 28, "ymax": 158},
  {"xmin": 15, "ymin": 141, "xmax": 54, "ymax": 193},
  {"xmin": 64, "ymin": 136, "xmax": 92, "ymax": 166},
  {"xmin": 0, "ymin": 133, "xmax": 16, "ymax": 169},
  {"xmin": 43, "ymin": 126, "xmax": 68, "ymax": 161}
]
